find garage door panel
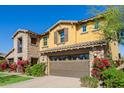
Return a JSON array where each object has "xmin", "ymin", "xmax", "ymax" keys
[
  {"xmin": 50, "ymin": 61, "xmax": 90, "ymax": 78},
  {"xmin": 51, "ymin": 70, "xmax": 89, "ymax": 78}
]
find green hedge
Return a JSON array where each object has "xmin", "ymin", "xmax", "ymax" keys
[
  {"xmin": 102, "ymin": 68, "xmax": 124, "ymax": 88},
  {"xmin": 25, "ymin": 63, "xmax": 46, "ymax": 77},
  {"xmin": 80, "ymin": 76, "xmax": 99, "ymax": 88}
]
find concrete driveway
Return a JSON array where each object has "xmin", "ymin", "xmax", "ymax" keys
[{"xmin": 3, "ymin": 76, "xmax": 81, "ymax": 88}]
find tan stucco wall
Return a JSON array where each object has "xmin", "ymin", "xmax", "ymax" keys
[
  {"xmin": 76, "ymin": 21, "xmax": 103, "ymax": 43},
  {"xmin": 109, "ymin": 41, "xmax": 119, "ymax": 60},
  {"xmin": 40, "ymin": 21, "xmax": 104, "ymax": 51},
  {"xmin": 40, "ymin": 23, "xmax": 77, "ymax": 51}
]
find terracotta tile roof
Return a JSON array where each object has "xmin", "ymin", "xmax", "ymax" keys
[
  {"xmin": 40, "ymin": 40, "xmax": 106, "ymax": 54},
  {"xmin": 5, "ymin": 48, "xmax": 14, "ymax": 58},
  {"xmin": 40, "ymin": 13, "xmax": 105, "ymax": 37},
  {"xmin": 12, "ymin": 29, "xmax": 41, "ymax": 39},
  {"xmin": 40, "ymin": 20, "xmax": 78, "ymax": 36}
]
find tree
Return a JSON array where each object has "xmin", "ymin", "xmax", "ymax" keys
[{"xmin": 90, "ymin": 6, "xmax": 124, "ymax": 45}]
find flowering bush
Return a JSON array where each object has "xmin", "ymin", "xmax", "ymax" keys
[
  {"xmin": 91, "ymin": 57, "xmax": 111, "ymax": 79},
  {"xmin": 1, "ymin": 63, "xmax": 7, "ymax": 71},
  {"xmin": 10, "ymin": 63, "xmax": 17, "ymax": 72},
  {"xmin": 17, "ymin": 60, "xmax": 30, "ymax": 73},
  {"xmin": 17, "ymin": 60, "xmax": 24, "ymax": 66}
]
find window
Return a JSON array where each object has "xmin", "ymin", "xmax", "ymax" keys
[
  {"xmin": 82, "ymin": 24, "xmax": 87, "ymax": 32},
  {"xmin": 31, "ymin": 37, "xmax": 37, "ymax": 45},
  {"xmin": 8, "ymin": 58, "xmax": 14, "ymax": 64},
  {"xmin": 18, "ymin": 57, "xmax": 22, "ymax": 60},
  {"xmin": 60, "ymin": 31, "xmax": 65, "ymax": 43},
  {"xmin": 43, "ymin": 36, "xmax": 48, "ymax": 46},
  {"xmin": 17, "ymin": 37, "xmax": 22, "ymax": 53},
  {"xmin": 94, "ymin": 21, "xmax": 99, "ymax": 29},
  {"xmin": 31, "ymin": 58, "xmax": 38, "ymax": 66},
  {"xmin": 78, "ymin": 54, "xmax": 89, "ymax": 60}
]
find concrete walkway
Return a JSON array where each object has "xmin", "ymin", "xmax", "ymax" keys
[{"xmin": 3, "ymin": 75, "xmax": 81, "ymax": 88}]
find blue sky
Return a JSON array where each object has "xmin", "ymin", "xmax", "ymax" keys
[{"xmin": 0, "ymin": 5, "xmax": 123, "ymax": 56}]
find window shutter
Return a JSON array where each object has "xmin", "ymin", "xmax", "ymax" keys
[
  {"xmin": 64, "ymin": 28, "xmax": 68, "ymax": 42},
  {"xmin": 54, "ymin": 31, "xmax": 58, "ymax": 44}
]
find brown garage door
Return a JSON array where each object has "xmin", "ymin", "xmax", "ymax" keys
[{"xmin": 50, "ymin": 60, "xmax": 90, "ymax": 78}]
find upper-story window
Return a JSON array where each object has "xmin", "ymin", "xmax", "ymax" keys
[
  {"xmin": 31, "ymin": 37, "xmax": 37, "ymax": 45},
  {"xmin": 94, "ymin": 21, "xmax": 99, "ymax": 29},
  {"xmin": 59, "ymin": 31, "xmax": 65, "ymax": 43},
  {"xmin": 43, "ymin": 36, "xmax": 48, "ymax": 46},
  {"xmin": 82, "ymin": 24, "xmax": 87, "ymax": 32},
  {"xmin": 17, "ymin": 37, "xmax": 22, "ymax": 53}
]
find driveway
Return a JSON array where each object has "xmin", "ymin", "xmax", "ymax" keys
[{"xmin": 3, "ymin": 76, "xmax": 81, "ymax": 88}]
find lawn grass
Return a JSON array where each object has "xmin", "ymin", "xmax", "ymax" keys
[
  {"xmin": 0, "ymin": 73, "xmax": 32, "ymax": 86},
  {"xmin": 0, "ymin": 72, "xmax": 9, "ymax": 77}
]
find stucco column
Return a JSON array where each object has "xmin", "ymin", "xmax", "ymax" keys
[
  {"xmin": 47, "ymin": 56, "xmax": 50, "ymax": 75},
  {"xmin": 109, "ymin": 41, "xmax": 119, "ymax": 60},
  {"xmin": 89, "ymin": 51, "xmax": 94, "ymax": 77}
]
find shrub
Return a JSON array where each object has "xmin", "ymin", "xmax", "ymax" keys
[
  {"xmin": 0, "ymin": 60, "xmax": 8, "ymax": 72},
  {"xmin": 25, "ymin": 63, "xmax": 46, "ymax": 77},
  {"xmin": 17, "ymin": 60, "xmax": 30, "ymax": 73},
  {"xmin": 1, "ymin": 63, "xmax": 7, "ymax": 71},
  {"xmin": 80, "ymin": 76, "xmax": 99, "ymax": 88},
  {"xmin": 91, "ymin": 57, "xmax": 111, "ymax": 79},
  {"xmin": 102, "ymin": 68, "xmax": 124, "ymax": 88},
  {"xmin": 10, "ymin": 63, "xmax": 17, "ymax": 72},
  {"xmin": 25, "ymin": 66, "xmax": 32, "ymax": 76},
  {"xmin": 0, "ymin": 60, "xmax": 4, "ymax": 71}
]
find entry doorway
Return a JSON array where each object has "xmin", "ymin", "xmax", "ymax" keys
[{"xmin": 31, "ymin": 58, "xmax": 38, "ymax": 66}]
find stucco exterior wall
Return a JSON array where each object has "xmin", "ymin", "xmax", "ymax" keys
[
  {"xmin": 76, "ymin": 21, "xmax": 104, "ymax": 43},
  {"xmin": 40, "ymin": 23, "xmax": 77, "ymax": 51},
  {"xmin": 40, "ymin": 21, "xmax": 104, "ymax": 51},
  {"xmin": 109, "ymin": 41, "xmax": 119, "ymax": 60}
]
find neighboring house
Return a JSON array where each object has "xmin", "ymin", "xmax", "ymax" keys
[
  {"xmin": 5, "ymin": 15, "xmax": 120, "ymax": 78},
  {"xmin": 5, "ymin": 29, "xmax": 41, "ymax": 66},
  {"xmin": 0, "ymin": 52, "xmax": 5, "ymax": 60}
]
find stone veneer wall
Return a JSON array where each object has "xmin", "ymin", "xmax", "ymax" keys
[
  {"xmin": 13, "ymin": 32, "xmax": 28, "ymax": 62},
  {"xmin": 27, "ymin": 34, "xmax": 40, "ymax": 62},
  {"xmin": 6, "ymin": 32, "xmax": 40, "ymax": 63}
]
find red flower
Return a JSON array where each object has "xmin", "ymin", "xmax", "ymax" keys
[
  {"xmin": 102, "ymin": 59, "xmax": 110, "ymax": 66},
  {"xmin": 1, "ymin": 63, "xmax": 7, "ymax": 71},
  {"xmin": 92, "ymin": 57, "xmax": 111, "ymax": 79},
  {"xmin": 91, "ymin": 68, "xmax": 101, "ymax": 79},
  {"xmin": 17, "ymin": 60, "xmax": 24, "ymax": 65},
  {"xmin": 10, "ymin": 63, "xmax": 17, "ymax": 72}
]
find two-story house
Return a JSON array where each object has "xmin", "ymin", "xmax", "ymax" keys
[
  {"xmin": 39, "ymin": 16, "xmax": 119, "ymax": 78},
  {"xmin": 5, "ymin": 15, "xmax": 119, "ymax": 78},
  {"xmin": 5, "ymin": 29, "xmax": 41, "ymax": 66}
]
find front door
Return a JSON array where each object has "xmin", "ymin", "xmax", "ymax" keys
[{"xmin": 31, "ymin": 58, "xmax": 38, "ymax": 66}]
